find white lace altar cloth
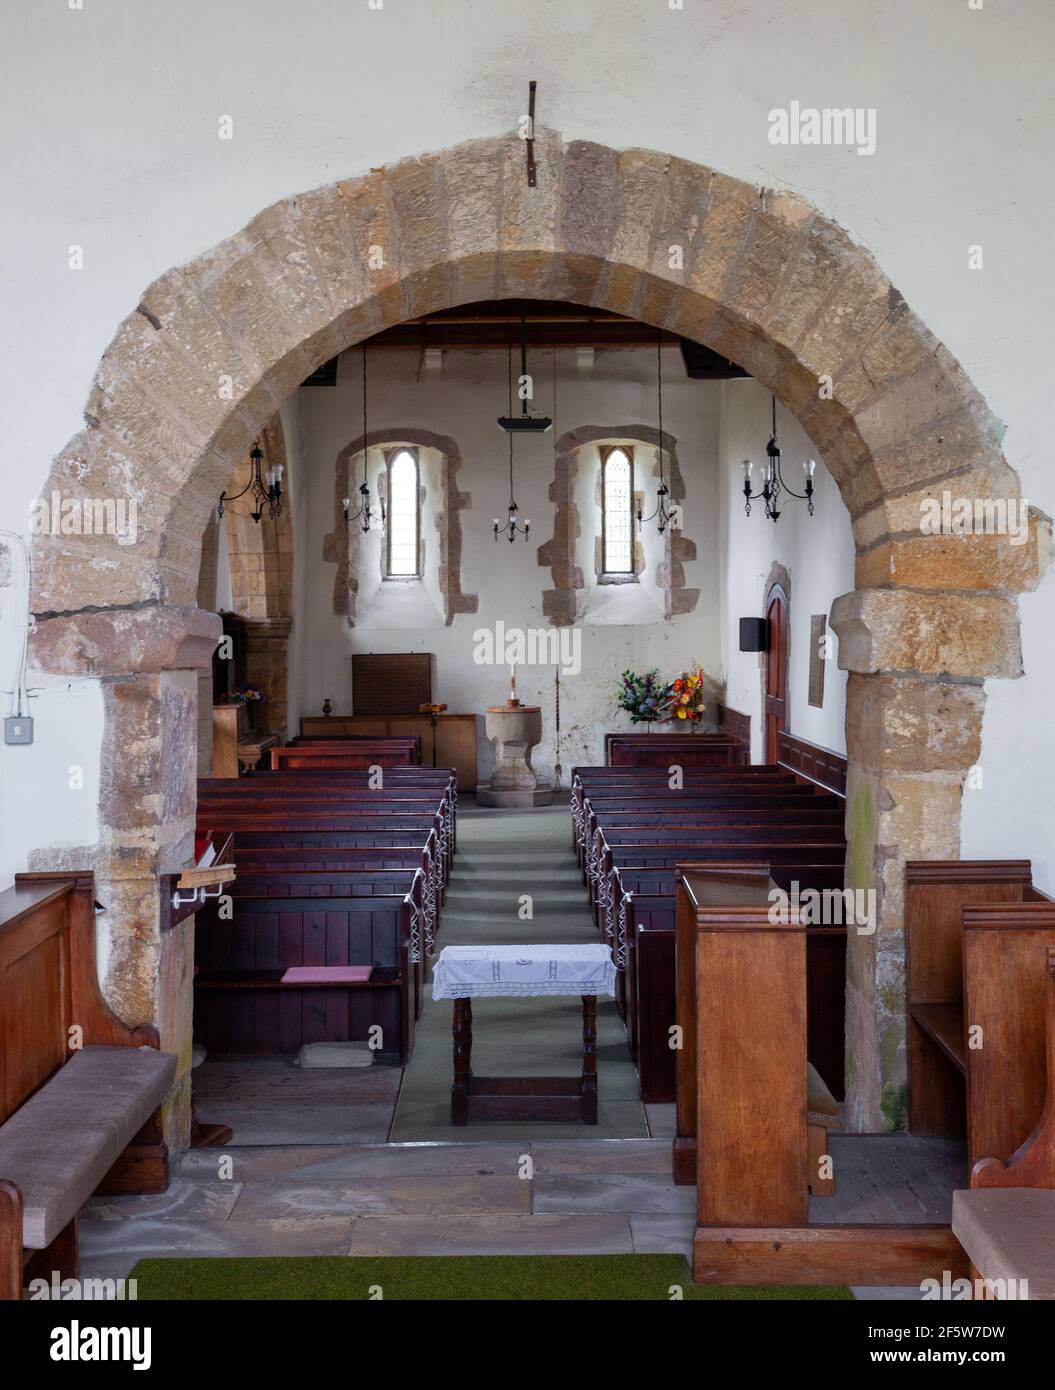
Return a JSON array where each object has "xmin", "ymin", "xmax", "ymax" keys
[{"xmin": 431, "ymin": 944, "xmax": 616, "ymax": 1000}]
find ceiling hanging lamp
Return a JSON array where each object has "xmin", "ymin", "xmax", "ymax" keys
[
  {"xmin": 344, "ymin": 345, "xmax": 386, "ymax": 531},
  {"xmin": 741, "ymin": 396, "xmax": 816, "ymax": 523},
  {"xmin": 636, "ymin": 332, "xmax": 676, "ymax": 534},
  {"xmin": 218, "ymin": 438, "xmax": 283, "ymax": 524},
  {"xmin": 494, "ymin": 333, "xmax": 531, "ymax": 543}
]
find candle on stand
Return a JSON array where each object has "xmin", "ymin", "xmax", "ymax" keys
[{"xmin": 510, "ymin": 663, "xmax": 517, "ymax": 703}]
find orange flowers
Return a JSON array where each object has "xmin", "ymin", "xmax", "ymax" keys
[{"xmin": 660, "ymin": 665, "xmax": 706, "ymax": 723}]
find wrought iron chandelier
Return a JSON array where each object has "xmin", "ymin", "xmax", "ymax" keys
[
  {"xmin": 742, "ymin": 396, "xmax": 816, "ymax": 523},
  {"xmin": 494, "ymin": 336, "xmax": 531, "ymax": 542},
  {"xmin": 218, "ymin": 438, "xmax": 282, "ymax": 523},
  {"xmin": 344, "ymin": 346, "xmax": 385, "ymax": 531},
  {"xmin": 637, "ymin": 334, "xmax": 676, "ymax": 534}
]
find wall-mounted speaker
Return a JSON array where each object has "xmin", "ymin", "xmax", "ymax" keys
[{"xmin": 739, "ymin": 617, "xmax": 769, "ymax": 653}]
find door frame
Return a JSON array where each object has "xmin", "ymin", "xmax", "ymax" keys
[{"xmin": 763, "ymin": 580, "xmax": 789, "ymax": 765}]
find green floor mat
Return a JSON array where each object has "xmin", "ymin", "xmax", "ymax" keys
[{"xmin": 129, "ymin": 1253, "xmax": 852, "ymax": 1301}]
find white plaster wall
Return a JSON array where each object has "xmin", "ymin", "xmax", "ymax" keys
[
  {"xmin": 292, "ymin": 345, "xmax": 722, "ymax": 781},
  {"xmin": 1, "ymin": 0, "xmax": 1053, "ymax": 886},
  {"xmin": 718, "ymin": 379, "xmax": 855, "ymax": 762}
]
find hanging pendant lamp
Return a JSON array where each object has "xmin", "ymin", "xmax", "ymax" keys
[
  {"xmin": 636, "ymin": 333, "xmax": 676, "ymax": 534},
  {"xmin": 344, "ymin": 346, "xmax": 386, "ymax": 532},
  {"xmin": 741, "ymin": 396, "xmax": 816, "ymax": 523}
]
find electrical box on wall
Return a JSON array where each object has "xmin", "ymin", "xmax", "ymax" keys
[{"xmin": 739, "ymin": 618, "xmax": 769, "ymax": 653}]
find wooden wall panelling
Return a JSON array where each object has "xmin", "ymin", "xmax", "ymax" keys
[
  {"xmin": 716, "ymin": 703, "xmax": 750, "ymax": 753},
  {"xmin": 776, "ymin": 731, "xmax": 847, "ymax": 796},
  {"xmin": 352, "ymin": 653, "xmax": 432, "ymax": 715}
]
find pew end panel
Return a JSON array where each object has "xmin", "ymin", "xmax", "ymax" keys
[
  {"xmin": 967, "ymin": 928, "xmax": 1055, "ymax": 1186},
  {"xmin": 905, "ymin": 860, "xmax": 1033, "ymax": 1143}
]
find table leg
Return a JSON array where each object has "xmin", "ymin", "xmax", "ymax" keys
[
  {"xmin": 451, "ymin": 996, "xmax": 473, "ymax": 1126},
  {"xmin": 581, "ymin": 994, "xmax": 598, "ymax": 1124}
]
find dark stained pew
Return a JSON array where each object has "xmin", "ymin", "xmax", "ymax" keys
[
  {"xmin": 571, "ymin": 761, "xmax": 848, "ymax": 1111},
  {"xmin": 617, "ymin": 861, "xmax": 846, "ymax": 1103},
  {"xmin": 271, "ymin": 743, "xmax": 417, "ymax": 770},
  {"xmin": 604, "ymin": 732, "xmax": 745, "ymax": 767},
  {"xmin": 193, "ymin": 766, "xmax": 453, "ymax": 1061},
  {"xmin": 194, "ymin": 891, "xmax": 417, "ymax": 1062}
]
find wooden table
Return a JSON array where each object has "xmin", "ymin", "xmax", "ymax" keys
[
  {"xmin": 432, "ymin": 943, "xmax": 615, "ymax": 1126},
  {"xmin": 450, "ymin": 994, "xmax": 598, "ymax": 1125}
]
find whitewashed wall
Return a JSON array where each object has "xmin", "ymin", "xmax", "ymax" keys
[
  {"xmin": 1, "ymin": 0, "xmax": 1052, "ymax": 888},
  {"xmin": 290, "ymin": 345, "xmax": 722, "ymax": 782},
  {"xmin": 718, "ymin": 379, "xmax": 855, "ymax": 761}
]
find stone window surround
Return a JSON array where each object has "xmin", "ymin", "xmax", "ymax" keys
[
  {"xmin": 25, "ymin": 131, "xmax": 1049, "ymax": 1142},
  {"xmin": 322, "ymin": 426, "xmax": 477, "ymax": 627},
  {"xmin": 537, "ymin": 423, "xmax": 699, "ymax": 624}
]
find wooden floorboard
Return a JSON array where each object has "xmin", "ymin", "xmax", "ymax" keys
[{"xmin": 809, "ymin": 1134, "xmax": 965, "ymax": 1225}]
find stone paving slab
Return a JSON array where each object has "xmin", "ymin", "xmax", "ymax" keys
[
  {"xmin": 228, "ymin": 1174, "xmax": 531, "ymax": 1221},
  {"xmin": 82, "ymin": 1178, "xmax": 243, "ymax": 1224},
  {"xmin": 347, "ymin": 1212, "xmax": 634, "ymax": 1257},
  {"xmin": 533, "ymin": 1174, "xmax": 697, "ymax": 1216},
  {"xmin": 193, "ymin": 1102, "xmax": 396, "ymax": 1146},
  {"xmin": 529, "ymin": 1140, "xmax": 671, "ymax": 1174},
  {"xmin": 645, "ymin": 1104, "xmax": 676, "ymax": 1138},
  {"xmin": 193, "ymin": 1057, "xmax": 402, "ymax": 1104},
  {"xmin": 78, "ymin": 1214, "xmax": 355, "ymax": 1268},
  {"xmin": 177, "ymin": 1141, "xmax": 528, "ymax": 1182},
  {"xmin": 628, "ymin": 1213, "xmax": 695, "ymax": 1258}
]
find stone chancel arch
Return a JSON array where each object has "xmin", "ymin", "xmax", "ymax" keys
[{"xmin": 29, "ymin": 131, "xmax": 1050, "ymax": 1137}]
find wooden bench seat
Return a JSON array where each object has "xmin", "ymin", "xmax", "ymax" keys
[
  {"xmin": 0, "ymin": 1046, "xmax": 176, "ymax": 1252},
  {"xmin": 0, "ymin": 873, "xmax": 177, "ymax": 1300},
  {"xmin": 952, "ymin": 1189, "xmax": 1055, "ymax": 1299}
]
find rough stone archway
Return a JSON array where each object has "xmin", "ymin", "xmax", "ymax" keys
[{"xmin": 29, "ymin": 130, "xmax": 1049, "ymax": 1139}]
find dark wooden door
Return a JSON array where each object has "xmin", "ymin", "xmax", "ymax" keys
[{"xmin": 764, "ymin": 584, "xmax": 788, "ymax": 764}]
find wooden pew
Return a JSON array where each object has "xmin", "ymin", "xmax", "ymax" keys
[
  {"xmin": 290, "ymin": 733, "xmax": 423, "ymax": 763},
  {"xmin": 680, "ymin": 865, "xmax": 966, "ymax": 1288},
  {"xmin": 619, "ymin": 861, "xmax": 845, "ymax": 1104},
  {"xmin": 194, "ymin": 884, "xmax": 420, "ymax": 1062},
  {"xmin": 0, "ymin": 873, "xmax": 177, "ymax": 1300},
  {"xmin": 954, "ymin": 946, "xmax": 1055, "ymax": 1297},
  {"xmin": 193, "ymin": 767, "xmax": 452, "ymax": 1060},
  {"xmin": 271, "ymin": 742, "xmax": 418, "ymax": 770},
  {"xmin": 604, "ymin": 733, "xmax": 745, "ymax": 767},
  {"xmin": 573, "ymin": 763, "xmax": 848, "ymax": 1107},
  {"xmin": 905, "ymin": 861, "xmax": 1052, "ymax": 1165}
]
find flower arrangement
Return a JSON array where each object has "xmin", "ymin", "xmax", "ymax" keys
[
  {"xmin": 226, "ymin": 684, "xmax": 265, "ymax": 704},
  {"xmin": 617, "ymin": 669, "xmax": 672, "ymax": 725},
  {"xmin": 661, "ymin": 664, "xmax": 707, "ymax": 724}
]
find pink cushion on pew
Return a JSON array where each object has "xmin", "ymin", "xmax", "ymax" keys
[{"xmin": 281, "ymin": 965, "xmax": 373, "ymax": 985}]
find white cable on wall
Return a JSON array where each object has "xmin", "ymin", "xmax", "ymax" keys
[{"xmin": 0, "ymin": 529, "xmax": 32, "ymax": 718}]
